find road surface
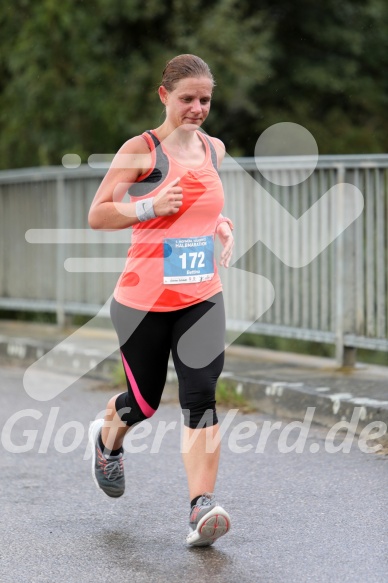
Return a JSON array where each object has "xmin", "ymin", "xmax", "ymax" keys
[{"xmin": 0, "ymin": 365, "xmax": 387, "ymax": 583}]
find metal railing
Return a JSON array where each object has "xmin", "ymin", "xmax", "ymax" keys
[{"xmin": 1, "ymin": 154, "xmax": 387, "ymax": 366}]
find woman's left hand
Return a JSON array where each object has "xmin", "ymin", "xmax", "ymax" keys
[{"xmin": 217, "ymin": 222, "xmax": 234, "ymax": 268}]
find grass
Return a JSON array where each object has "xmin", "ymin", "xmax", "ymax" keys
[
  {"xmin": 110, "ymin": 363, "xmax": 254, "ymax": 412},
  {"xmin": 111, "ymin": 361, "xmax": 126, "ymax": 387},
  {"xmin": 229, "ymin": 331, "xmax": 388, "ymax": 367},
  {"xmin": 215, "ymin": 378, "xmax": 255, "ymax": 412}
]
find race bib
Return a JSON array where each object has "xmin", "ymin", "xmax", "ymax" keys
[{"xmin": 163, "ymin": 235, "xmax": 215, "ymax": 284}]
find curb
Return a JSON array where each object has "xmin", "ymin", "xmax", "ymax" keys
[
  {"xmin": 217, "ymin": 374, "xmax": 388, "ymax": 439},
  {"xmin": 0, "ymin": 333, "xmax": 120, "ymax": 380}
]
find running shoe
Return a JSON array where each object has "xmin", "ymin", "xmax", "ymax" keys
[
  {"xmin": 88, "ymin": 419, "xmax": 125, "ymax": 498},
  {"xmin": 186, "ymin": 492, "xmax": 231, "ymax": 547}
]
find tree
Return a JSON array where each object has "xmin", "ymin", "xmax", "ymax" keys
[
  {"xmin": 255, "ymin": 0, "xmax": 388, "ymax": 154},
  {"xmin": 0, "ymin": 0, "xmax": 271, "ymax": 167},
  {"xmin": 0, "ymin": 0, "xmax": 387, "ymax": 168}
]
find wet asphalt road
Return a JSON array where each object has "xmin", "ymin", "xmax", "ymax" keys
[{"xmin": 0, "ymin": 365, "xmax": 387, "ymax": 583}]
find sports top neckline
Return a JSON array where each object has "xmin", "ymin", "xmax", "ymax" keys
[{"xmin": 149, "ymin": 129, "xmax": 212, "ymax": 171}]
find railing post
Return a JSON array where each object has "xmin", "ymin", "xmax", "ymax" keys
[
  {"xmin": 56, "ymin": 174, "xmax": 66, "ymax": 327},
  {"xmin": 335, "ymin": 165, "xmax": 357, "ymax": 367}
]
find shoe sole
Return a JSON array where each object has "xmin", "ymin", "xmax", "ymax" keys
[
  {"xmin": 88, "ymin": 419, "xmax": 104, "ymax": 492},
  {"xmin": 88, "ymin": 419, "xmax": 123, "ymax": 499},
  {"xmin": 186, "ymin": 506, "xmax": 231, "ymax": 547}
]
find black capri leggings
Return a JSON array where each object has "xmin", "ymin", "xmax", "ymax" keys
[{"xmin": 110, "ymin": 292, "xmax": 225, "ymax": 429}]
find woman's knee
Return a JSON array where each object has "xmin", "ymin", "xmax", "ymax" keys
[
  {"xmin": 115, "ymin": 391, "xmax": 158, "ymax": 427},
  {"xmin": 104, "ymin": 393, "xmax": 125, "ymax": 420},
  {"xmin": 180, "ymin": 386, "xmax": 218, "ymax": 429}
]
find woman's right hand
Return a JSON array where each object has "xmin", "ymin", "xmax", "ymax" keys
[{"xmin": 153, "ymin": 177, "xmax": 183, "ymax": 216}]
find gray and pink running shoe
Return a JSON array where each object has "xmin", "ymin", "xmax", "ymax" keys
[
  {"xmin": 187, "ymin": 493, "xmax": 231, "ymax": 547},
  {"xmin": 88, "ymin": 419, "xmax": 125, "ymax": 498}
]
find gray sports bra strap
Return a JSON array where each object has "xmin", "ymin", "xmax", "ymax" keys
[
  {"xmin": 145, "ymin": 130, "xmax": 161, "ymax": 148},
  {"xmin": 202, "ymin": 134, "xmax": 219, "ymax": 172},
  {"xmin": 127, "ymin": 130, "xmax": 169, "ymax": 198}
]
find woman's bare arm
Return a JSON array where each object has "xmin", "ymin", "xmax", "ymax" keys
[
  {"xmin": 88, "ymin": 135, "xmax": 152, "ymax": 230},
  {"xmin": 88, "ymin": 135, "xmax": 184, "ymax": 230}
]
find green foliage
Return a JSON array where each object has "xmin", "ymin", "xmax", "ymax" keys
[
  {"xmin": 0, "ymin": 309, "xmax": 56, "ymax": 323},
  {"xmin": 0, "ymin": 0, "xmax": 387, "ymax": 168},
  {"xmin": 111, "ymin": 361, "xmax": 126, "ymax": 388},
  {"xmin": 0, "ymin": 0, "xmax": 165, "ymax": 167},
  {"xmin": 169, "ymin": 0, "xmax": 272, "ymax": 155},
  {"xmin": 232, "ymin": 331, "xmax": 388, "ymax": 367},
  {"xmin": 255, "ymin": 0, "xmax": 388, "ymax": 154},
  {"xmin": 232, "ymin": 331, "xmax": 335, "ymax": 358},
  {"xmin": 216, "ymin": 378, "xmax": 254, "ymax": 412},
  {"xmin": 110, "ymin": 360, "xmax": 254, "ymax": 411}
]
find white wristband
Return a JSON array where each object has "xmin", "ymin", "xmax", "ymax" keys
[{"xmin": 136, "ymin": 198, "xmax": 157, "ymax": 222}]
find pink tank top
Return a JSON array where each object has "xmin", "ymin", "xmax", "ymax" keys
[{"xmin": 113, "ymin": 129, "xmax": 225, "ymax": 311}]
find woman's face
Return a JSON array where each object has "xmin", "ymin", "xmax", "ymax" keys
[{"xmin": 159, "ymin": 76, "xmax": 213, "ymax": 130}]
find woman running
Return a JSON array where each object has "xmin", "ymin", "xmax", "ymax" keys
[{"xmin": 88, "ymin": 54, "xmax": 234, "ymax": 547}]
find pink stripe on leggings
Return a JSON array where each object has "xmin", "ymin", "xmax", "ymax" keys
[{"xmin": 120, "ymin": 351, "xmax": 156, "ymax": 418}]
